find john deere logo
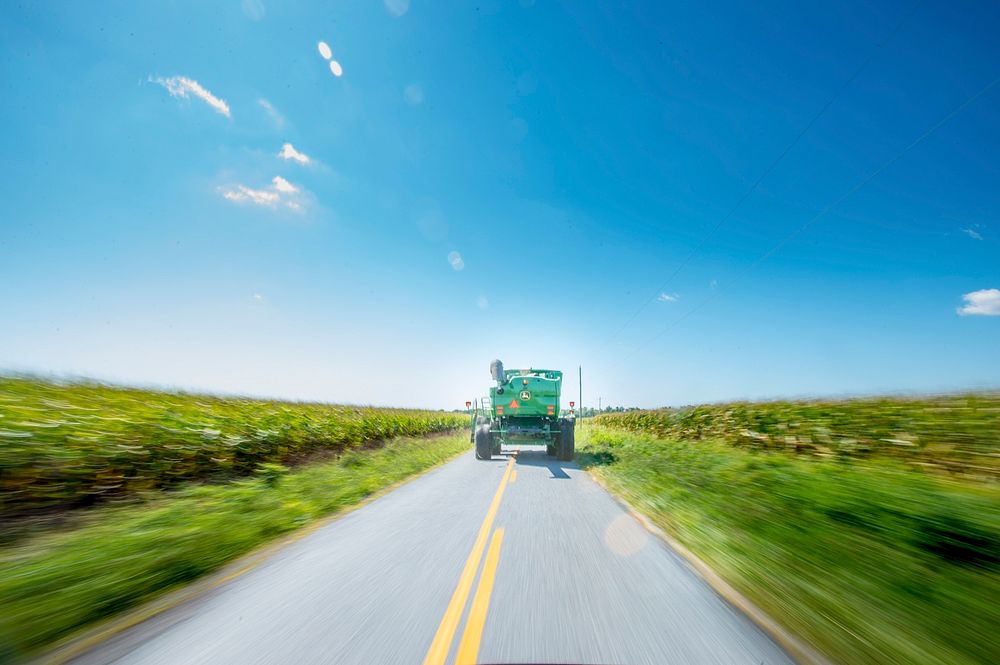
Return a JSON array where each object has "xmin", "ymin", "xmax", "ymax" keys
[{"xmin": 519, "ymin": 390, "xmax": 531, "ymax": 401}]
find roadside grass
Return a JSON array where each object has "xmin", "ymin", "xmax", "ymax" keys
[
  {"xmin": 0, "ymin": 376, "xmax": 465, "ymax": 520},
  {"xmin": 594, "ymin": 394, "xmax": 1000, "ymax": 480},
  {"xmin": 578, "ymin": 426, "xmax": 1000, "ymax": 665},
  {"xmin": 0, "ymin": 432, "xmax": 469, "ymax": 662}
]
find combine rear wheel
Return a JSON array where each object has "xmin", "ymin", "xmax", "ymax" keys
[
  {"xmin": 471, "ymin": 416, "xmax": 487, "ymax": 443},
  {"xmin": 557, "ymin": 419, "xmax": 575, "ymax": 461},
  {"xmin": 475, "ymin": 424, "xmax": 493, "ymax": 460}
]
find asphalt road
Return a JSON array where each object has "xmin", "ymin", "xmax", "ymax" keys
[{"xmin": 71, "ymin": 447, "xmax": 794, "ymax": 665}]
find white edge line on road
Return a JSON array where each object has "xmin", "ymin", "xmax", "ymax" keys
[{"xmin": 585, "ymin": 468, "xmax": 835, "ymax": 665}]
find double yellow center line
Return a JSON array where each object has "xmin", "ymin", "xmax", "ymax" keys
[{"xmin": 422, "ymin": 455, "xmax": 515, "ymax": 665}]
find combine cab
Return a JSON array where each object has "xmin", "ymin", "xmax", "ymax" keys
[{"xmin": 470, "ymin": 360, "xmax": 575, "ymax": 461}]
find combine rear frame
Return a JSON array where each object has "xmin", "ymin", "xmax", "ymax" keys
[{"xmin": 470, "ymin": 360, "xmax": 575, "ymax": 461}]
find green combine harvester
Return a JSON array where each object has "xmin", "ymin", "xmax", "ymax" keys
[{"xmin": 470, "ymin": 360, "xmax": 575, "ymax": 461}]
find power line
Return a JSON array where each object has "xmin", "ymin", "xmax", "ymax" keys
[
  {"xmin": 624, "ymin": 72, "xmax": 1000, "ymax": 361},
  {"xmin": 602, "ymin": 2, "xmax": 921, "ymax": 348}
]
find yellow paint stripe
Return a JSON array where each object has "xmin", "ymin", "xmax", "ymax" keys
[
  {"xmin": 456, "ymin": 528, "xmax": 505, "ymax": 665},
  {"xmin": 41, "ymin": 447, "xmax": 473, "ymax": 665},
  {"xmin": 422, "ymin": 458, "xmax": 514, "ymax": 665},
  {"xmin": 510, "ymin": 470, "xmax": 517, "ymax": 484}
]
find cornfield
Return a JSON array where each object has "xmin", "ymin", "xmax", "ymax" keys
[
  {"xmin": 593, "ymin": 394, "xmax": 1000, "ymax": 480},
  {"xmin": 0, "ymin": 377, "xmax": 465, "ymax": 515}
]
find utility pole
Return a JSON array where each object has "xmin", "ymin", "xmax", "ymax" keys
[
  {"xmin": 578, "ymin": 365, "xmax": 583, "ymax": 429},
  {"xmin": 599, "ymin": 396, "xmax": 602, "ymax": 412}
]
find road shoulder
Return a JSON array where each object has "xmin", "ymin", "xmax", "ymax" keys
[
  {"xmin": 30, "ymin": 443, "xmax": 471, "ymax": 665},
  {"xmin": 585, "ymin": 467, "xmax": 833, "ymax": 665}
]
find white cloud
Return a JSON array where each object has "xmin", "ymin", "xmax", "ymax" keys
[
  {"xmin": 272, "ymin": 176, "xmax": 298, "ymax": 193},
  {"xmin": 152, "ymin": 75, "xmax": 231, "ymax": 117},
  {"xmin": 962, "ymin": 227, "xmax": 983, "ymax": 240},
  {"xmin": 317, "ymin": 40, "xmax": 342, "ymax": 76},
  {"xmin": 221, "ymin": 185, "xmax": 279, "ymax": 206},
  {"xmin": 252, "ymin": 293, "xmax": 264, "ymax": 301},
  {"xmin": 404, "ymin": 83, "xmax": 424, "ymax": 105},
  {"xmin": 278, "ymin": 143, "xmax": 311, "ymax": 164},
  {"xmin": 477, "ymin": 296, "xmax": 489, "ymax": 310},
  {"xmin": 258, "ymin": 98, "xmax": 285, "ymax": 128},
  {"xmin": 242, "ymin": 0, "xmax": 265, "ymax": 21},
  {"xmin": 220, "ymin": 175, "xmax": 309, "ymax": 212},
  {"xmin": 448, "ymin": 251, "xmax": 465, "ymax": 271},
  {"xmin": 417, "ymin": 210, "xmax": 448, "ymax": 242},
  {"xmin": 385, "ymin": 0, "xmax": 409, "ymax": 17},
  {"xmin": 658, "ymin": 292, "xmax": 679, "ymax": 302},
  {"xmin": 957, "ymin": 289, "xmax": 1000, "ymax": 316}
]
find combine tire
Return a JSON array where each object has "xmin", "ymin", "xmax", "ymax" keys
[
  {"xmin": 475, "ymin": 424, "xmax": 493, "ymax": 460},
  {"xmin": 557, "ymin": 419, "xmax": 575, "ymax": 461},
  {"xmin": 471, "ymin": 416, "xmax": 487, "ymax": 443}
]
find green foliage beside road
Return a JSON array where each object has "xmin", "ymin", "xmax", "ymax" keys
[
  {"xmin": 581, "ymin": 402, "xmax": 1000, "ymax": 665},
  {"xmin": 594, "ymin": 394, "xmax": 1000, "ymax": 479},
  {"xmin": 0, "ymin": 431, "xmax": 469, "ymax": 661},
  {"xmin": 0, "ymin": 377, "xmax": 464, "ymax": 517}
]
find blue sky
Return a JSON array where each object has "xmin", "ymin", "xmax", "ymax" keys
[{"xmin": 1, "ymin": 0, "xmax": 998, "ymax": 409}]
